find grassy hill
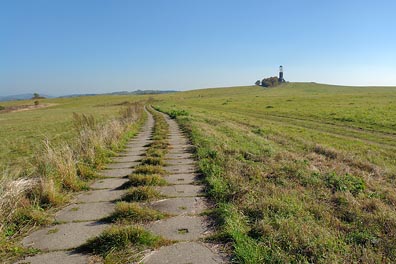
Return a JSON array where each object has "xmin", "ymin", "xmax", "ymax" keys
[
  {"xmin": 1, "ymin": 82, "xmax": 396, "ymax": 262},
  {"xmin": 155, "ymin": 82, "xmax": 396, "ymax": 262}
]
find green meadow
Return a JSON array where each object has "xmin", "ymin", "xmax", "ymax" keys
[
  {"xmin": 155, "ymin": 83, "xmax": 396, "ymax": 262},
  {"xmin": 0, "ymin": 95, "xmax": 148, "ymax": 169},
  {"xmin": 1, "ymin": 82, "xmax": 396, "ymax": 262}
]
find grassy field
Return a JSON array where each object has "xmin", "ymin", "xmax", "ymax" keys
[
  {"xmin": 0, "ymin": 94, "xmax": 149, "ymax": 261},
  {"xmin": 155, "ymin": 83, "xmax": 396, "ymax": 262},
  {"xmin": 0, "ymin": 95, "xmax": 149, "ymax": 169},
  {"xmin": 2, "ymin": 83, "xmax": 396, "ymax": 262}
]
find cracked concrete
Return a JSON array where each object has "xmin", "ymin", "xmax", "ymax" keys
[
  {"xmin": 141, "ymin": 110, "xmax": 225, "ymax": 263},
  {"xmin": 16, "ymin": 108, "xmax": 155, "ymax": 264},
  {"xmin": 21, "ymin": 221, "xmax": 109, "ymax": 251},
  {"xmin": 141, "ymin": 242, "xmax": 224, "ymax": 264},
  {"xmin": 16, "ymin": 108, "xmax": 226, "ymax": 264},
  {"xmin": 145, "ymin": 215, "xmax": 208, "ymax": 241}
]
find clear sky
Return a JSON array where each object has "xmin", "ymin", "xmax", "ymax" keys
[{"xmin": 1, "ymin": 0, "xmax": 396, "ymax": 96}]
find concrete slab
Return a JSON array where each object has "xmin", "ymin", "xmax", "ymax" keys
[
  {"xmin": 169, "ymin": 140, "xmax": 189, "ymax": 145},
  {"xmin": 170, "ymin": 144, "xmax": 194, "ymax": 148},
  {"xmin": 167, "ymin": 134, "xmax": 183, "ymax": 138},
  {"xmin": 98, "ymin": 168, "xmax": 133, "ymax": 177},
  {"xmin": 126, "ymin": 142, "xmax": 151, "ymax": 149},
  {"xmin": 127, "ymin": 139, "xmax": 152, "ymax": 144},
  {"xmin": 141, "ymin": 242, "xmax": 224, "ymax": 264},
  {"xmin": 16, "ymin": 251, "xmax": 89, "ymax": 264},
  {"xmin": 122, "ymin": 147, "xmax": 147, "ymax": 153},
  {"xmin": 156, "ymin": 185, "xmax": 204, "ymax": 197},
  {"xmin": 55, "ymin": 202, "xmax": 115, "ymax": 222},
  {"xmin": 165, "ymin": 153, "xmax": 194, "ymax": 160},
  {"xmin": 165, "ymin": 165, "xmax": 197, "ymax": 174},
  {"xmin": 22, "ymin": 221, "xmax": 109, "ymax": 251},
  {"xmin": 145, "ymin": 215, "xmax": 208, "ymax": 241},
  {"xmin": 75, "ymin": 189, "xmax": 125, "ymax": 203},
  {"xmin": 149, "ymin": 197, "xmax": 206, "ymax": 215},
  {"xmin": 166, "ymin": 158, "xmax": 195, "ymax": 166},
  {"xmin": 105, "ymin": 162, "xmax": 139, "ymax": 169},
  {"xmin": 163, "ymin": 173, "xmax": 200, "ymax": 185},
  {"xmin": 167, "ymin": 149, "xmax": 194, "ymax": 154},
  {"xmin": 90, "ymin": 178, "xmax": 129, "ymax": 189},
  {"xmin": 118, "ymin": 150, "xmax": 145, "ymax": 157},
  {"xmin": 112, "ymin": 155, "xmax": 142, "ymax": 163}
]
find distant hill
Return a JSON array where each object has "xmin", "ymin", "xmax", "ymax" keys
[
  {"xmin": 58, "ymin": 90, "xmax": 178, "ymax": 98},
  {"xmin": 1, "ymin": 90, "xmax": 178, "ymax": 102},
  {"xmin": 0, "ymin": 93, "xmax": 52, "ymax": 102}
]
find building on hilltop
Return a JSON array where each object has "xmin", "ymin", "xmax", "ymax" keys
[
  {"xmin": 278, "ymin": 65, "xmax": 285, "ymax": 83},
  {"xmin": 256, "ymin": 66, "xmax": 286, "ymax": 87}
]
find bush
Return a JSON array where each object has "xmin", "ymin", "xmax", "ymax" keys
[
  {"xmin": 261, "ymin": 76, "xmax": 279, "ymax": 87},
  {"xmin": 0, "ymin": 105, "xmax": 5, "ymax": 110},
  {"xmin": 169, "ymin": 109, "xmax": 189, "ymax": 119}
]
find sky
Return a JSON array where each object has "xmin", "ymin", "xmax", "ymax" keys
[{"xmin": 1, "ymin": 0, "xmax": 396, "ymax": 96}]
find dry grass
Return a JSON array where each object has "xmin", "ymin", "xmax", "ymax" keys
[
  {"xmin": 0, "ymin": 172, "xmax": 37, "ymax": 233},
  {"xmin": 0, "ymin": 103, "xmax": 146, "ymax": 259}
]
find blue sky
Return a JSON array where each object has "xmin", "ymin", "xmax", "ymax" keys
[{"xmin": 1, "ymin": 0, "xmax": 396, "ymax": 96}]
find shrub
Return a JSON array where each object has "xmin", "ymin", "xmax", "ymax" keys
[
  {"xmin": 0, "ymin": 105, "xmax": 5, "ymax": 110},
  {"xmin": 169, "ymin": 109, "xmax": 189, "ymax": 119},
  {"xmin": 261, "ymin": 76, "xmax": 279, "ymax": 87}
]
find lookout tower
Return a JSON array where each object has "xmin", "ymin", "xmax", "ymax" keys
[{"xmin": 278, "ymin": 65, "xmax": 285, "ymax": 83}]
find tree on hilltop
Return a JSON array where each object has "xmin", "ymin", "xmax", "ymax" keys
[{"xmin": 261, "ymin": 76, "xmax": 279, "ymax": 87}]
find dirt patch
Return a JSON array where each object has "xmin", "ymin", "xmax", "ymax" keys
[{"xmin": 0, "ymin": 103, "xmax": 58, "ymax": 114}]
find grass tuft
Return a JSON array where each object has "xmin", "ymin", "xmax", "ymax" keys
[
  {"xmin": 140, "ymin": 157, "xmax": 164, "ymax": 166},
  {"xmin": 79, "ymin": 225, "xmax": 167, "ymax": 257},
  {"xmin": 107, "ymin": 201, "xmax": 165, "ymax": 223},
  {"xmin": 128, "ymin": 174, "xmax": 167, "ymax": 186},
  {"xmin": 122, "ymin": 186, "xmax": 161, "ymax": 202},
  {"xmin": 133, "ymin": 165, "xmax": 166, "ymax": 175}
]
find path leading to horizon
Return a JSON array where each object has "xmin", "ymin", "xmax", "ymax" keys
[
  {"xmin": 16, "ymin": 107, "xmax": 225, "ymax": 264},
  {"xmin": 140, "ymin": 110, "xmax": 224, "ymax": 264}
]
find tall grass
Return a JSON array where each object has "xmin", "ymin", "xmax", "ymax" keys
[{"xmin": 0, "ymin": 103, "xmax": 145, "ymax": 257}]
